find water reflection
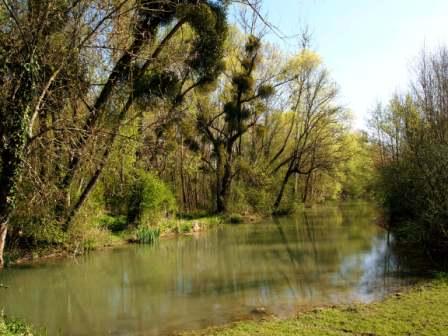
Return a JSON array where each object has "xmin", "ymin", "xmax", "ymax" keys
[{"xmin": 0, "ymin": 203, "xmax": 415, "ymax": 336}]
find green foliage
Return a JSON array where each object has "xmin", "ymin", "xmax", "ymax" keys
[
  {"xmin": 128, "ymin": 170, "xmax": 177, "ymax": 225},
  {"xmin": 339, "ymin": 133, "xmax": 377, "ymax": 200},
  {"xmin": 179, "ymin": 222, "xmax": 193, "ymax": 233},
  {"xmin": 232, "ymin": 74, "xmax": 254, "ymax": 93},
  {"xmin": 0, "ymin": 314, "xmax": 41, "ymax": 336},
  {"xmin": 177, "ymin": 2, "xmax": 228, "ymax": 84},
  {"xmin": 202, "ymin": 216, "xmax": 224, "ymax": 226},
  {"xmin": 0, "ymin": 0, "xmax": 381, "ymax": 267},
  {"xmin": 135, "ymin": 226, "xmax": 160, "ymax": 244},
  {"xmin": 98, "ymin": 215, "xmax": 128, "ymax": 233},
  {"xmin": 134, "ymin": 70, "xmax": 181, "ymax": 103},
  {"xmin": 380, "ymin": 145, "xmax": 448, "ymax": 252},
  {"xmin": 370, "ymin": 49, "xmax": 448, "ymax": 262}
]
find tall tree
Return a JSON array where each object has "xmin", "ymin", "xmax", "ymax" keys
[
  {"xmin": 0, "ymin": 0, "xmax": 94, "ymax": 268},
  {"xmin": 197, "ymin": 34, "xmax": 275, "ymax": 212},
  {"xmin": 267, "ymin": 49, "xmax": 343, "ymax": 210},
  {"xmin": 0, "ymin": 0, "xmax": 229, "ymax": 267}
]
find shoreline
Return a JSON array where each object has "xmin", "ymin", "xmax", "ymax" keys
[
  {"xmin": 181, "ymin": 277, "xmax": 447, "ymax": 336},
  {"xmin": 5, "ymin": 202, "xmax": 374, "ymax": 267},
  {"xmin": 5, "ymin": 213, "xmax": 264, "ymax": 267},
  {"xmin": 2, "ymin": 278, "xmax": 445, "ymax": 336}
]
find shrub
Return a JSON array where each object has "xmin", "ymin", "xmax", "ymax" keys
[
  {"xmin": 128, "ymin": 170, "xmax": 177, "ymax": 225},
  {"xmin": 98, "ymin": 215, "xmax": 128, "ymax": 233}
]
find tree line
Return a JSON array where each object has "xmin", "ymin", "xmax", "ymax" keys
[
  {"xmin": 369, "ymin": 47, "xmax": 448, "ymax": 265},
  {"xmin": 0, "ymin": 0, "xmax": 374, "ymax": 268}
]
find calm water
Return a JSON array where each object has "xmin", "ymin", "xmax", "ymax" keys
[{"xmin": 0, "ymin": 204, "xmax": 414, "ymax": 335}]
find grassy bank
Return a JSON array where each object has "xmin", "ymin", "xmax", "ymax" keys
[
  {"xmin": 3, "ymin": 278, "xmax": 447, "ymax": 336},
  {"xmin": 183, "ymin": 278, "xmax": 448, "ymax": 336},
  {"xmin": 5, "ymin": 213, "xmax": 253, "ymax": 266}
]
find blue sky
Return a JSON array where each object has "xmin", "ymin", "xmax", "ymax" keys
[{"xmin": 257, "ymin": 0, "xmax": 448, "ymax": 129}]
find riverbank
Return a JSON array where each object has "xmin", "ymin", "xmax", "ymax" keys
[
  {"xmin": 5, "ymin": 213, "xmax": 260, "ymax": 266},
  {"xmin": 183, "ymin": 277, "xmax": 448, "ymax": 336},
  {"xmin": 2, "ymin": 277, "xmax": 447, "ymax": 336}
]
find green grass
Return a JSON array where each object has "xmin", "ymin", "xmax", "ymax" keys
[
  {"xmin": 0, "ymin": 314, "xmax": 42, "ymax": 336},
  {"xmin": 3, "ymin": 279, "xmax": 448, "ymax": 335},
  {"xmin": 183, "ymin": 279, "xmax": 448, "ymax": 336},
  {"xmin": 135, "ymin": 226, "xmax": 160, "ymax": 244}
]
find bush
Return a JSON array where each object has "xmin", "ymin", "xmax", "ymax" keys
[
  {"xmin": 128, "ymin": 170, "xmax": 177, "ymax": 225},
  {"xmin": 98, "ymin": 215, "xmax": 128, "ymax": 233},
  {"xmin": 228, "ymin": 162, "xmax": 275, "ymax": 215}
]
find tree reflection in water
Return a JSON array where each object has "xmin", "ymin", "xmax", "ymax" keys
[{"xmin": 0, "ymin": 203, "xmax": 418, "ymax": 336}]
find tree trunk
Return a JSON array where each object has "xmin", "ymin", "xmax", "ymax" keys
[
  {"xmin": 0, "ymin": 67, "xmax": 33, "ymax": 268},
  {"xmin": 218, "ymin": 161, "xmax": 232, "ymax": 213},
  {"xmin": 303, "ymin": 172, "xmax": 312, "ymax": 203},
  {"xmin": 57, "ymin": 15, "xmax": 169, "ymax": 219},
  {"xmin": 62, "ymin": 89, "xmax": 136, "ymax": 231},
  {"xmin": 180, "ymin": 136, "xmax": 188, "ymax": 211},
  {"xmin": 0, "ymin": 222, "xmax": 7, "ymax": 269},
  {"xmin": 273, "ymin": 163, "xmax": 294, "ymax": 211},
  {"xmin": 216, "ymin": 151, "xmax": 225, "ymax": 213},
  {"xmin": 215, "ymin": 148, "xmax": 233, "ymax": 213},
  {"xmin": 0, "ymin": 146, "xmax": 20, "ymax": 269}
]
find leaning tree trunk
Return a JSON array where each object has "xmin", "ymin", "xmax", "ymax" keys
[
  {"xmin": 0, "ymin": 115, "xmax": 30, "ymax": 268},
  {"xmin": 302, "ymin": 172, "xmax": 312, "ymax": 203},
  {"xmin": 0, "ymin": 67, "xmax": 33, "ymax": 268},
  {"xmin": 273, "ymin": 162, "xmax": 294, "ymax": 212}
]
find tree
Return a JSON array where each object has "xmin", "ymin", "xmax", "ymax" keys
[
  {"xmin": 196, "ymin": 33, "xmax": 275, "ymax": 212},
  {"xmin": 59, "ymin": 0, "xmax": 228, "ymax": 230},
  {"xmin": 0, "ymin": 0, "xmax": 95, "ymax": 268},
  {"xmin": 0, "ymin": 0, "xmax": 229, "ymax": 267},
  {"xmin": 267, "ymin": 48, "xmax": 345, "ymax": 211},
  {"xmin": 370, "ymin": 47, "xmax": 448, "ymax": 262}
]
